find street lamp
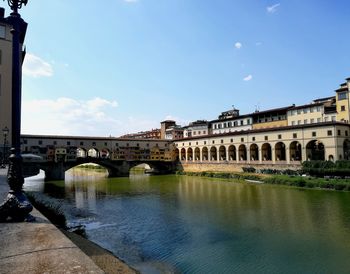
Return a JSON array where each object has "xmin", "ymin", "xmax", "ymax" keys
[
  {"xmin": 1, "ymin": 126, "xmax": 9, "ymax": 168},
  {"xmin": 0, "ymin": 0, "xmax": 33, "ymax": 222}
]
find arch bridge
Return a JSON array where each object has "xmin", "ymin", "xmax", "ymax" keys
[{"xmin": 20, "ymin": 135, "xmax": 177, "ymax": 181}]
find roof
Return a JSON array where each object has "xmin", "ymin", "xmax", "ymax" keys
[
  {"xmin": 176, "ymin": 121, "xmax": 349, "ymax": 141},
  {"xmin": 289, "ymin": 102, "xmax": 324, "ymax": 110},
  {"xmin": 250, "ymin": 105, "xmax": 294, "ymax": 116},
  {"xmin": 210, "ymin": 113, "xmax": 252, "ymax": 123},
  {"xmin": 313, "ymin": 96, "xmax": 336, "ymax": 102}
]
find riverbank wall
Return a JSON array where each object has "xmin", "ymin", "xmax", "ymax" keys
[
  {"xmin": 0, "ymin": 168, "xmax": 136, "ymax": 274},
  {"xmin": 178, "ymin": 162, "xmax": 302, "ymax": 173}
]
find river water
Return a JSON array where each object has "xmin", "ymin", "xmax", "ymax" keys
[{"xmin": 25, "ymin": 169, "xmax": 350, "ymax": 274}]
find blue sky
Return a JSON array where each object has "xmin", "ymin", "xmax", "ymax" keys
[{"xmin": 4, "ymin": 0, "xmax": 349, "ymax": 136}]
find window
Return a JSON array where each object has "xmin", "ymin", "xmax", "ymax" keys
[
  {"xmin": 104, "ymin": 142, "xmax": 108, "ymax": 146},
  {"xmin": 346, "ymin": 131, "xmax": 348, "ymax": 136},
  {"xmin": 137, "ymin": 143, "xmax": 139, "ymax": 147},
  {"xmin": 304, "ymin": 119, "xmax": 308, "ymax": 124},
  {"xmin": 297, "ymin": 109, "xmax": 301, "ymax": 114},
  {"xmin": 317, "ymin": 118, "xmax": 321, "ymax": 123},
  {"xmin": 293, "ymin": 133, "xmax": 297, "ymax": 138},
  {"xmin": 240, "ymin": 120, "xmax": 244, "ymax": 126},
  {"xmin": 92, "ymin": 142, "xmax": 96, "ymax": 146},
  {"xmin": 230, "ymin": 138, "xmax": 233, "ymax": 142},
  {"xmin": 327, "ymin": 130, "xmax": 332, "ymax": 136},
  {"xmin": 310, "ymin": 118, "xmax": 314, "ymax": 124},
  {"xmin": 310, "ymin": 108, "xmax": 314, "ymax": 113},
  {"xmin": 115, "ymin": 143, "xmax": 119, "ymax": 147},
  {"xmin": 278, "ymin": 134, "xmax": 282, "ymax": 139},
  {"xmin": 212, "ymin": 140, "xmax": 215, "ymax": 144},
  {"xmin": 189, "ymin": 142, "xmax": 191, "ymax": 146},
  {"xmin": 297, "ymin": 120, "xmax": 301, "ymax": 125},
  {"xmin": 204, "ymin": 141, "xmax": 207, "ymax": 145},
  {"xmin": 196, "ymin": 142, "xmax": 198, "ymax": 145},
  {"xmin": 23, "ymin": 140, "xmax": 27, "ymax": 145},
  {"xmin": 331, "ymin": 116, "xmax": 336, "ymax": 122},
  {"xmin": 247, "ymin": 119, "xmax": 251, "ymax": 124},
  {"xmin": 241, "ymin": 138, "xmax": 244, "ymax": 142},
  {"xmin": 317, "ymin": 106, "xmax": 321, "ymax": 112},
  {"xmin": 80, "ymin": 141, "xmax": 84, "ymax": 146},
  {"xmin": 291, "ymin": 121, "xmax": 295, "ymax": 126},
  {"xmin": 38, "ymin": 140, "xmax": 43, "ymax": 145},
  {"xmin": 252, "ymin": 137, "xmax": 255, "ymax": 141},
  {"xmin": 324, "ymin": 117, "xmax": 328, "ymax": 122},
  {"xmin": 0, "ymin": 25, "xmax": 5, "ymax": 39},
  {"xmin": 312, "ymin": 132, "xmax": 316, "ymax": 137},
  {"xmin": 338, "ymin": 91, "xmax": 347, "ymax": 100},
  {"xmin": 303, "ymin": 108, "xmax": 308, "ymax": 114},
  {"xmin": 341, "ymin": 105, "xmax": 346, "ymax": 111},
  {"xmin": 221, "ymin": 139, "xmax": 224, "ymax": 144},
  {"xmin": 264, "ymin": 136, "xmax": 268, "ymax": 141},
  {"xmin": 338, "ymin": 130, "xmax": 341, "ymax": 136},
  {"xmin": 67, "ymin": 141, "xmax": 70, "ymax": 146}
]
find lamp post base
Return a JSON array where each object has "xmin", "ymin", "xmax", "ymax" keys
[
  {"xmin": 0, "ymin": 149, "xmax": 34, "ymax": 222},
  {"xmin": 0, "ymin": 191, "xmax": 34, "ymax": 222}
]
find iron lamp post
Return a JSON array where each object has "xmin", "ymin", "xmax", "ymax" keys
[
  {"xmin": 1, "ymin": 126, "xmax": 9, "ymax": 168},
  {"xmin": 0, "ymin": 0, "xmax": 33, "ymax": 222}
]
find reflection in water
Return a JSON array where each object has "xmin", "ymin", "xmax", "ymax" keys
[{"xmin": 25, "ymin": 169, "xmax": 350, "ymax": 274}]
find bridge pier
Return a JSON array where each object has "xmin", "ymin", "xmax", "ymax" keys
[{"xmin": 44, "ymin": 162, "xmax": 65, "ymax": 181}]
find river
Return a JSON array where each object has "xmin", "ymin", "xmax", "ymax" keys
[{"xmin": 25, "ymin": 169, "xmax": 350, "ymax": 274}]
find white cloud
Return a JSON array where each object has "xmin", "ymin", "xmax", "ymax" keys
[
  {"xmin": 243, "ymin": 75, "xmax": 253, "ymax": 81},
  {"xmin": 267, "ymin": 3, "xmax": 280, "ymax": 13},
  {"xmin": 21, "ymin": 97, "xmax": 167, "ymax": 137},
  {"xmin": 22, "ymin": 97, "xmax": 120, "ymax": 136},
  {"xmin": 23, "ymin": 53, "xmax": 53, "ymax": 78},
  {"xmin": 234, "ymin": 42, "xmax": 242, "ymax": 49}
]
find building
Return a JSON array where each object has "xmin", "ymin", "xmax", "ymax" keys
[
  {"xmin": 119, "ymin": 129, "xmax": 161, "ymax": 139},
  {"xmin": 0, "ymin": 7, "xmax": 27, "ymax": 150},
  {"xmin": 175, "ymin": 77, "xmax": 350, "ymax": 166},
  {"xmin": 160, "ymin": 120, "xmax": 177, "ymax": 139},
  {"xmin": 183, "ymin": 120, "xmax": 210, "ymax": 138},
  {"xmin": 165, "ymin": 125, "xmax": 184, "ymax": 140}
]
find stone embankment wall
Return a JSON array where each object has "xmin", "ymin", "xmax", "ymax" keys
[{"xmin": 178, "ymin": 162, "xmax": 302, "ymax": 173}]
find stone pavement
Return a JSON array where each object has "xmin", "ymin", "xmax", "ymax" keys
[{"xmin": 0, "ymin": 168, "xmax": 104, "ymax": 274}]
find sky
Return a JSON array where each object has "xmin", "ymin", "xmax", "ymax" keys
[{"xmin": 2, "ymin": 0, "xmax": 349, "ymax": 137}]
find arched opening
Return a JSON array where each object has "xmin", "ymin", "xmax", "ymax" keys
[
  {"xmin": 181, "ymin": 148, "xmax": 186, "ymax": 161},
  {"xmin": 210, "ymin": 146, "xmax": 217, "ymax": 161},
  {"xmin": 344, "ymin": 139, "xmax": 350, "ymax": 160},
  {"xmin": 228, "ymin": 145, "xmax": 236, "ymax": 161},
  {"xmin": 275, "ymin": 142, "xmax": 286, "ymax": 161},
  {"xmin": 202, "ymin": 147, "xmax": 208, "ymax": 161},
  {"xmin": 290, "ymin": 141, "xmax": 301, "ymax": 161},
  {"xmin": 187, "ymin": 147, "xmax": 193, "ymax": 161},
  {"xmin": 239, "ymin": 144, "xmax": 247, "ymax": 161},
  {"xmin": 262, "ymin": 143, "xmax": 272, "ymax": 161},
  {"xmin": 130, "ymin": 163, "xmax": 152, "ymax": 174},
  {"xmin": 194, "ymin": 147, "xmax": 200, "ymax": 161},
  {"xmin": 100, "ymin": 148, "xmax": 111, "ymax": 159},
  {"xmin": 250, "ymin": 144, "xmax": 259, "ymax": 161},
  {"xmin": 306, "ymin": 140, "xmax": 325, "ymax": 161},
  {"xmin": 77, "ymin": 148, "xmax": 87, "ymax": 158},
  {"xmin": 328, "ymin": 155, "xmax": 334, "ymax": 161},
  {"xmin": 88, "ymin": 148, "xmax": 99, "ymax": 158},
  {"xmin": 175, "ymin": 149, "xmax": 180, "ymax": 161},
  {"xmin": 219, "ymin": 146, "xmax": 226, "ymax": 161}
]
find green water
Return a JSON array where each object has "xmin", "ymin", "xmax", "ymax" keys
[{"xmin": 25, "ymin": 169, "xmax": 350, "ymax": 273}]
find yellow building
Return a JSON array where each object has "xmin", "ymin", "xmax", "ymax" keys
[{"xmin": 0, "ymin": 7, "xmax": 27, "ymax": 148}]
